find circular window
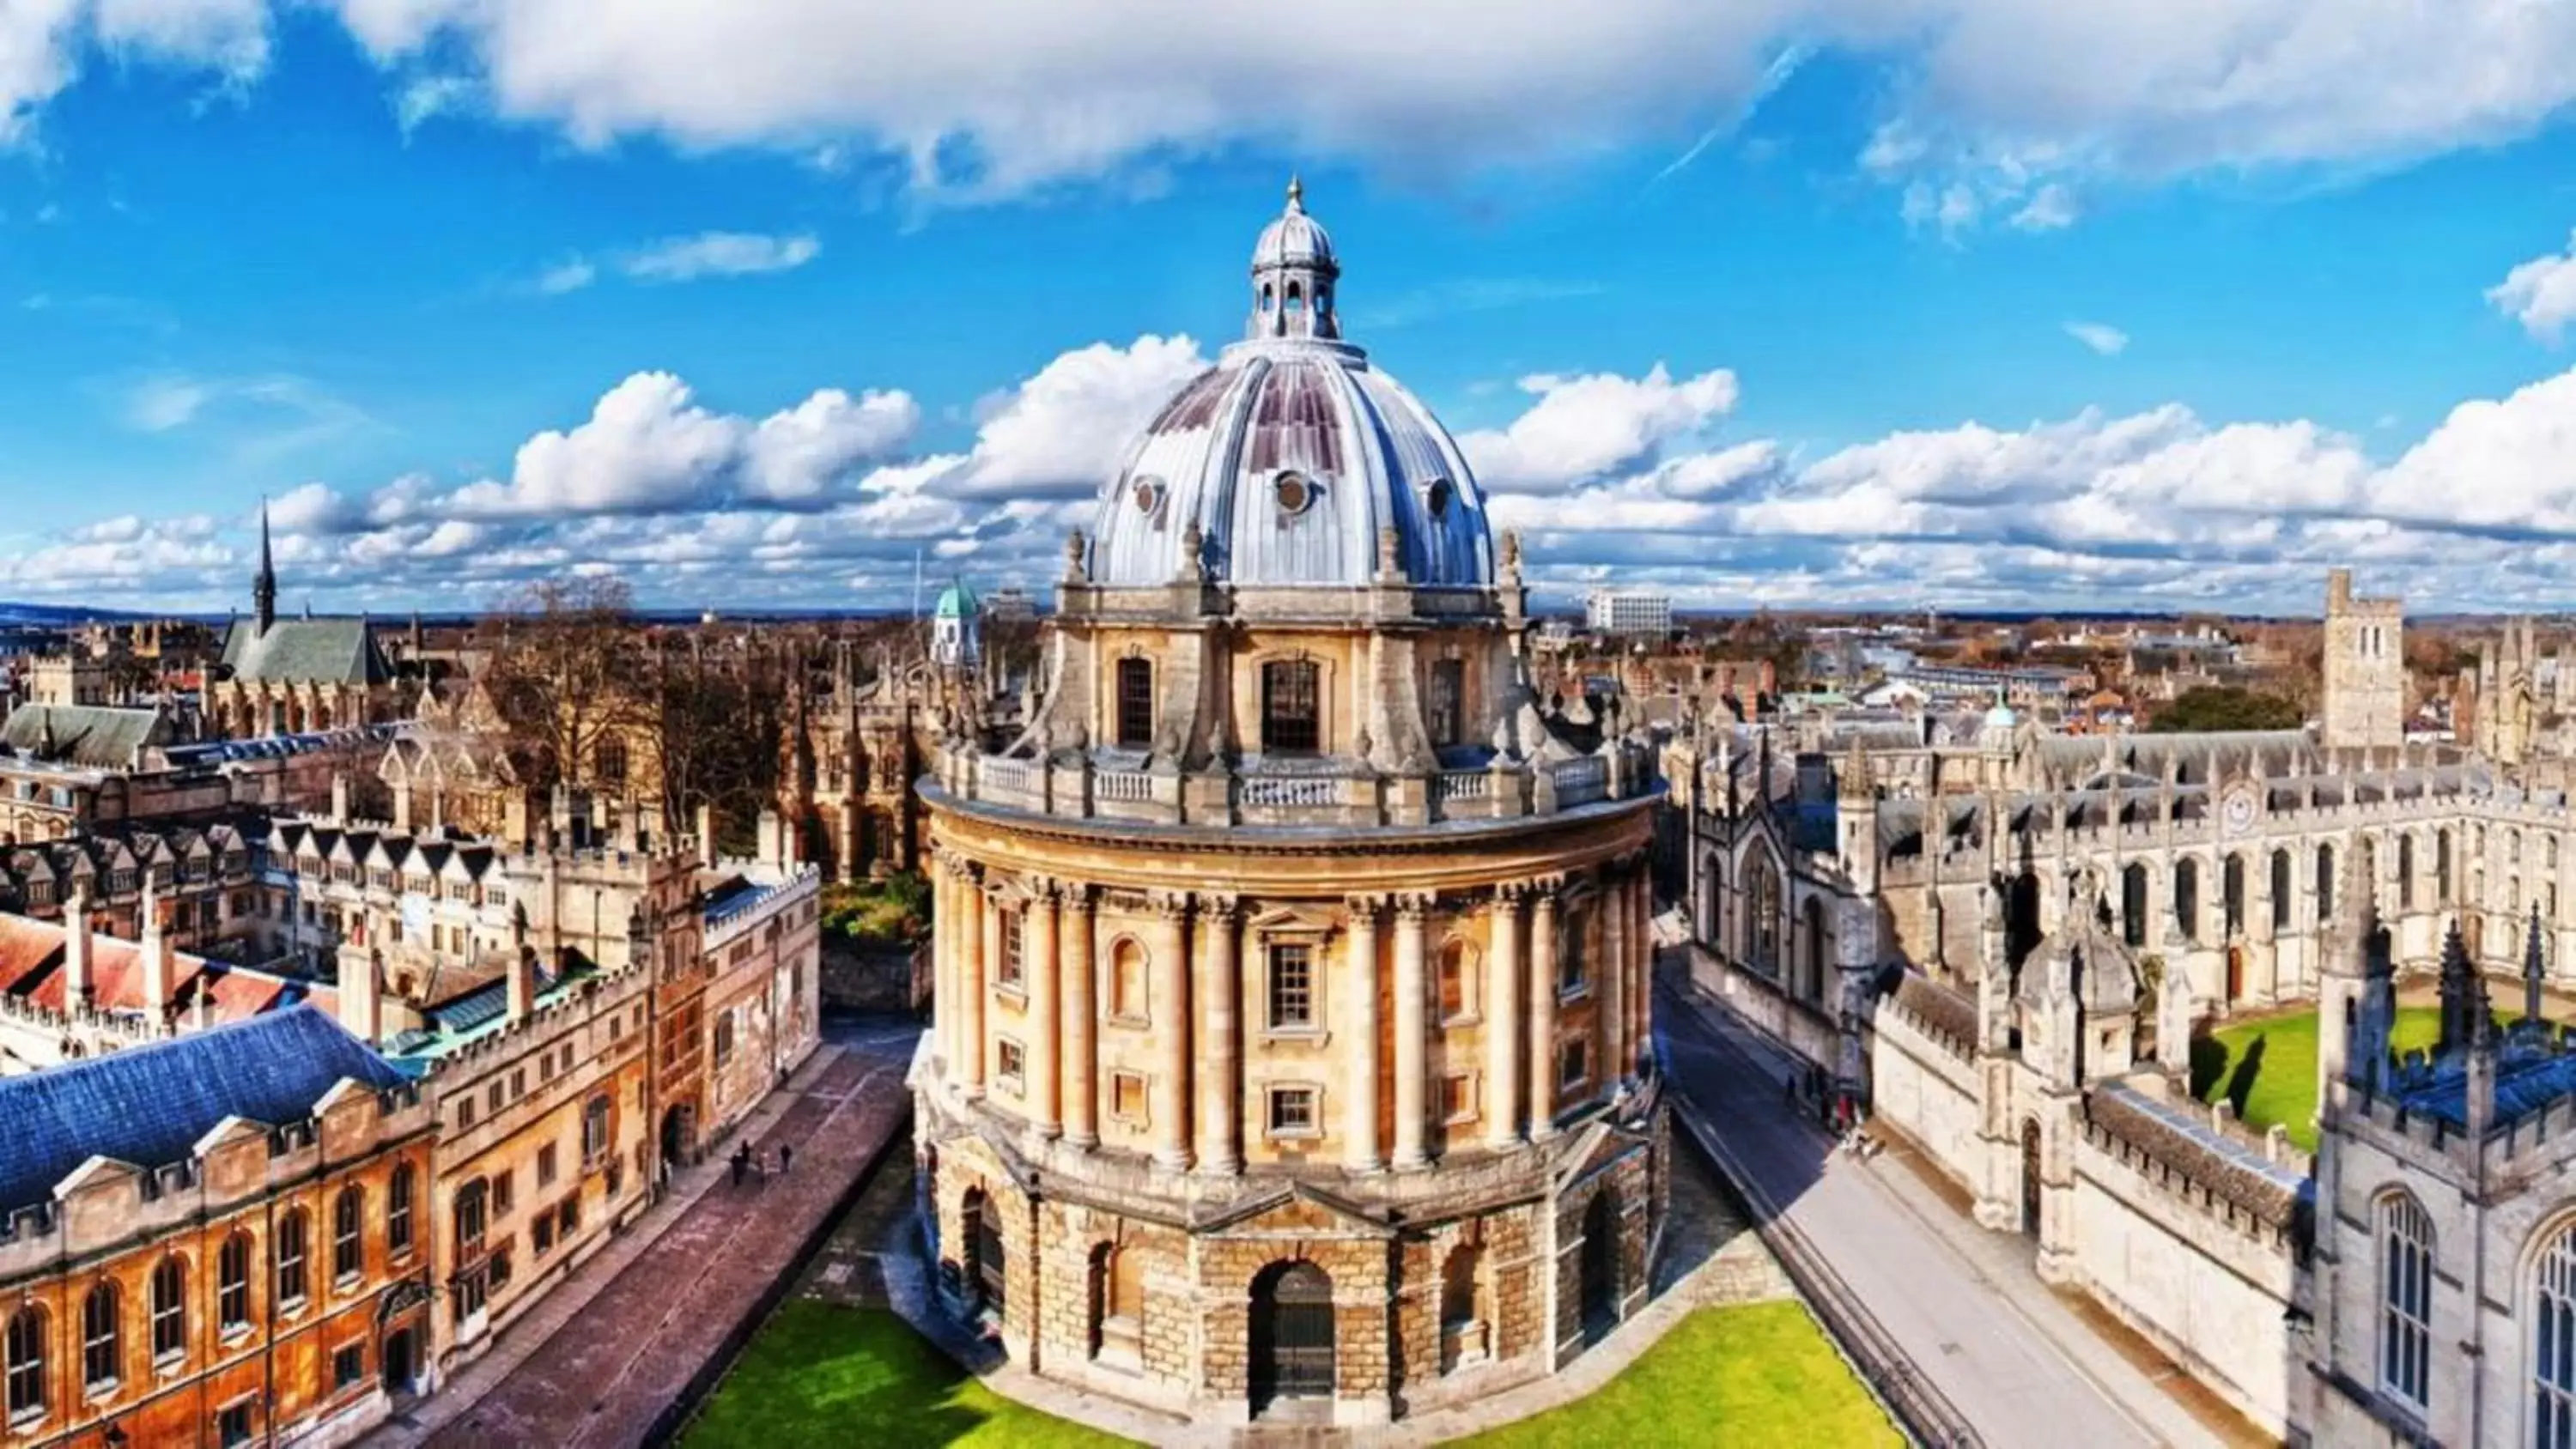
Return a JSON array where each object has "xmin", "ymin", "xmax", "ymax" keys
[
  {"xmin": 1424, "ymin": 477, "xmax": 1453, "ymax": 519},
  {"xmin": 1131, "ymin": 476, "xmax": 1164, "ymax": 515},
  {"xmin": 1273, "ymin": 471, "xmax": 1315, "ymax": 514}
]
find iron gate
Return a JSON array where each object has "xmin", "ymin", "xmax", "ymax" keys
[{"xmin": 1254, "ymin": 1263, "xmax": 1335, "ymax": 1409}]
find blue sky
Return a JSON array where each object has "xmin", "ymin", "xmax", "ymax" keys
[{"xmin": 8, "ymin": 3, "xmax": 2576, "ymax": 615}]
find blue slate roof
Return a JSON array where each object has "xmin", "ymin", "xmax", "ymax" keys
[{"xmin": 0, "ymin": 1003, "xmax": 407, "ymax": 1215}]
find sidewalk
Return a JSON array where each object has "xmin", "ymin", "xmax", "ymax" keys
[{"xmin": 367, "ymin": 1026, "xmax": 919, "ymax": 1448}]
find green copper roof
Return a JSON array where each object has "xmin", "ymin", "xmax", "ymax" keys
[{"xmin": 933, "ymin": 579, "xmax": 979, "ymax": 620}]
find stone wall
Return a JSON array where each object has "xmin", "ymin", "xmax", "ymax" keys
[
  {"xmin": 1686, "ymin": 946, "xmax": 1840, "ymax": 1068},
  {"xmin": 1869, "ymin": 993, "xmax": 1986, "ymax": 1192}
]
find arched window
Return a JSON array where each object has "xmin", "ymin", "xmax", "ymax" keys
[
  {"xmin": 2224, "ymin": 855, "xmax": 2246, "ymax": 936},
  {"xmin": 2439, "ymin": 829, "xmax": 2455, "ymax": 904},
  {"xmin": 453, "ymin": 1179, "xmax": 489, "ymax": 1255},
  {"xmin": 1110, "ymin": 938, "xmax": 1148, "ymax": 1020},
  {"xmin": 80, "ymin": 1282, "xmax": 118, "ymax": 1393},
  {"xmin": 2318, "ymin": 844, "xmax": 2336, "ymax": 925},
  {"xmin": 2271, "ymin": 850, "xmax": 2293, "ymax": 931},
  {"xmin": 1747, "ymin": 856, "xmax": 1782, "ymax": 973},
  {"xmin": 149, "ymin": 1256, "xmax": 186, "ymax": 1363},
  {"xmin": 334, "ymin": 1185, "xmax": 366, "ymax": 1282},
  {"xmin": 1285, "ymin": 279, "xmax": 1304, "ymax": 313},
  {"xmin": 2379, "ymin": 1192, "xmax": 2434, "ymax": 1412},
  {"xmin": 276, "ymin": 1208, "xmax": 310, "ymax": 1305},
  {"xmin": 217, "ymin": 1231, "xmax": 252, "ymax": 1331},
  {"xmin": 5, "ymin": 1306, "xmax": 46, "ymax": 1423},
  {"xmin": 2121, "ymin": 864, "xmax": 2148, "ymax": 949},
  {"xmin": 2533, "ymin": 1219, "xmax": 2576, "ymax": 1448},
  {"xmin": 1115, "ymin": 658, "xmax": 1154, "ymax": 749},
  {"xmin": 2174, "ymin": 858, "xmax": 2201, "ymax": 944},
  {"xmin": 1437, "ymin": 940, "xmax": 1471, "ymax": 1022},
  {"xmin": 1091, "ymin": 1242, "xmax": 1146, "ymax": 1361},
  {"xmin": 1260, "ymin": 659, "xmax": 1322, "ymax": 755},
  {"xmin": 1801, "ymin": 896, "xmax": 1828, "ymax": 1003},
  {"xmin": 2400, "ymin": 834, "xmax": 2417, "ymax": 909},
  {"xmin": 388, "ymin": 1161, "xmax": 416, "ymax": 1256}
]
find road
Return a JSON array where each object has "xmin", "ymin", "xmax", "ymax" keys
[{"xmin": 1656, "ymin": 979, "xmax": 2211, "ymax": 1449}]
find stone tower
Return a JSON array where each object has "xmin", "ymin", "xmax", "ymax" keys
[{"xmin": 2320, "ymin": 567, "xmax": 2403, "ymax": 759}]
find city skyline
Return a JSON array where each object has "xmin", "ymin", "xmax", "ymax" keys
[{"xmin": 8, "ymin": 5, "xmax": 2576, "ymax": 615}]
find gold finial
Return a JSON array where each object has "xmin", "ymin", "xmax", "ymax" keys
[{"xmin": 1286, "ymin": 173, "xmax": 1304, "ymax": 209}]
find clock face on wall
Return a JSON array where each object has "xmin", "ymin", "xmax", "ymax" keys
[{"xmin": 2221, "ymin": 783, "xmax": 2259, "ymax": 837}]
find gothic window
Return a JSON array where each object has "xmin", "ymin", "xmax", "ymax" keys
[
  {"xmin": 79, "ymin": 1283, "xmax": 118, "ymax": 1393},
  {"xmin": 276, "ymin": 1208, "xmax": 310, "ymax": 1306},
  {"xmin": 2224, "ymin": 855, "xmax": 2246, "ymax": 936},
  {"xmin": 2270, "ymin": 850, "xmax": 2293, "ymax": 931},
  {"xmin": 1426, "ymin": 659, "xmax": 1466, "ymax": 750},
  {"xmin": 149, "ymin": 1257, "xmax": 185, "ymax": 1363},
  {"xmin": 2318, "ymin": 845, "xmax": 2336, "ymax": 925},
  {"xmin": 1115, "ymin": 658, "xmax": 1154, "ymax": 749},
  {"xmin": 2400, "ymin": 834, "xmax": 2417, "ymax": 908},
  {"xmin": 2439, "ymin": 830, "xmax": 2455, "ymax": 904},
  {"xmin": 1267, "ymin": 943, "xmax": 1315, "ymax": 1029},
  {"xmin": 389, "ymin": 1162, "xmax": 416, "ymax": 1256},
  {"xmin": 2174, "ymin": 858, "xmax": 2201, "ymax": 944},
  {"xmin": 1261, "ymin": 659, "xmax": 1322, "ymax": 755},
  {"xmin": 1110, "ymin": 938, "xmax": 1147, "ymax": 1021},
  {"xmin": 2379, "ymin": 1192, "xmax": 2434, "ymax": 1414},
  {"xmin": 217, "ymin": 1232, "xmax": 252, "ymax": 1331},
  {"xmin": 1748, "ymin": 856, "xmax": 1783, "ymax": 973},
  {"xmin": 2122, "ymin": 864, "xmax": 2148, "ymax": 949},
  {"xmin": 2516, "ymin": 831, "xmax": 2527, "ymax": 868},
  {"xmin": 333, "ymin": 1185, "xmax": 365, "ymax": 1282},
  {"xmin": 2532, "ymin": 1219, "xmax": 2576, "ymax": 1448},
  {"xmin": 4, "ymin": 1305, "xmax": 43, "ymax": 1424}
]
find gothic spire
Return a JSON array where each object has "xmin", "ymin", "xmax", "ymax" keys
[
  {"xmin": 2439, "ymin": 917, "xmax": 2479, "ymax": 1056},
  {"xmin": 252, "ymin": 498, "xmax": 278, "ymax": 635}
]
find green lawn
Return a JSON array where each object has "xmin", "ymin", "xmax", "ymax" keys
[
  {"xmin": 2192, "ymin": 1006, "xmax": 2446, "ymax": 1151},
  {"xmin": 683, "ymin": 1301, "xmax": 1130, "ymax": 1448},
  {"xmin": 1450, "ymin": 1300, "xmax": 1899, "ymax": 1449}
]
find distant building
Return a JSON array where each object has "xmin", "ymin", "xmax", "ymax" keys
[
  {"xmin": 985, "ymin": 586, "xmax": 1038, "ymax": 623},
  {"xmin": 1585, "ymin": 587, "xmax": 1671, "ymax": 638},
  {"xmin": 930, "ymin": 579, "xmax": 981, "ymax": 670},
  {"xmin": 2321, "ymin": 567, "xmax": 2404, "ymax": 759},
  {"xmin": 208, "ymin": 506, "xmax": 401, "ymax": 739}
]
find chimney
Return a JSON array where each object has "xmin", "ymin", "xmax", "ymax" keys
[
  {"xmin": 696, "ymin": 803, "xmax": 718, "ymax": 870},
  {"xmin": 338, "ymin": 947, "xmax": 384, "ymax": 1043},
  {"xmin": 64, "ymin": 883, "xmax": 93, "ymax": 1006},
  {"xmin": 330, "ymin": 772, "xmax": 351, "ymax": 822},
  {"xmin": 139, "ymin": 878, "xmax": 174, "ymax": 1016},
  {"xmin": 391, "ymin": 782, "xmax": 413, "ymax": 833},
  {"xmin": 507, "ymin": 947, "xmax": 538, "ymax": 1025},
  {"xmin": 757, "ymin": 808, "xmax": 786, "ymax": 870}
]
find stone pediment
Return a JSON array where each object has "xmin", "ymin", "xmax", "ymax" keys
[
  {"xmin": 1200, "ymin": 1179, "xmax": 1395, "ymax": 1239},
  {"xmin": 1552, "ymin": 1114, "xmax": 1652, "ymax": 1193}
]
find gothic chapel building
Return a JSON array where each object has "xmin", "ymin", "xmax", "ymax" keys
[{"xmin": 913, "ymin": 183, "xmax": 1669, "ymax": 1428}]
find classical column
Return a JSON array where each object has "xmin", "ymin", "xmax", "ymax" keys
[
  {"xmin": 1196, "ymin": 895, "xmax": 1242, "ymax": 1175},
  {"xmin": 1061, "ymin": 887, "xmax": 1098, "ymax": 1148},
  {"xmin": 1029, "ymin": 881, "xmax": 1062, "ymax": 1137},
  {"xmin": 933, "ymin": 855, "xmax": 956, "ymax": 1072},
  {"xmin": 1631, "ymin": 870, "xmax": 1653, "ymax": 1080},
  {"xmin": 1345, "ymin": 896, "xmax": 1384, "ymax": 1173},
  {"xmin": 1601, "ymin": 872, "xmax": 1627, "ymax": 1091},
  {"xmin": 1393, "ymin": 894, "xmax": 1432, "ymax": 1170},
  {"xmin": 960, "ymin": 863, "xmax": 987, "ymax": 1098},
  {"xmin": 1485, "ymin": 886, "xmax": 1525, "ymax": 1150},
  {"xmin": 1151, "ymin": 893, "xmax": 1194, "ymax": 1171},
  {"xmin": 1528, "ymin": 887, "xmax": 1560, "ymax": 1142}
]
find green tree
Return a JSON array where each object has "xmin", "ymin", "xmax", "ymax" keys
[{"xmin": 2146, "ymin": 687, "xmax": 2304, "ymax": 733}]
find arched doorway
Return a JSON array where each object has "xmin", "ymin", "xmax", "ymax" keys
[
  {"xmin": 2226, "ymin": 946, "xmax": 2245, "ymax": 1005},
  {"xmin": 659, "ymin": 1104, "xmax": 695, "ymax": 1172},
  {"xmin": 2020, "ymin": 1120, "xmax": 2044, "ymax": 1238},
  {"xmin": 1580, "ymin": 1192, "xmax": 1618, "ymax": 1337},
  {"xmin": 1250, "ymin": 1261, "xmax": 1335, "ymax": 1417}
]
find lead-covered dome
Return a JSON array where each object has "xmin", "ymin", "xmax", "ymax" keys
[{"xmin": 1086, "ymin": 182, "xmax": 1495, "ymax": 591}]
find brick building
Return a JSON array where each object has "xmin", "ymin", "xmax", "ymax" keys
[{"xmin": 0, "ymin": 1006, "xmax": 434, "ymax": 1449}]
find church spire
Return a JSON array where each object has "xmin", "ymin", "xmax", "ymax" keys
[{"xmin": 253, "ymin": 498, "xmax": 278, "ymax": 635}]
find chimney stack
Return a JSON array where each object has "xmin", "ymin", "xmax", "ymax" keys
[
  {"xmin": 696, "ymin": 803, "xmax": 718, "ymax": 870},
  {"xmin": 338, "ymin": 946, "xmax": 384, "ymax": 1043},
  {"xmin": 757, "ymin": 808, "xmax": 787, "ymax": 870},
  {"xmin": 64, "ymin": 882, "xmax": 93, "ymax": 1007},
  {"xmin": 140, "ymin": 877, "xmax": 174, "ymax": 1016},
  {"xmin": 507, "ymin": 947, "xmax": 538, "ymax": 1025},
  {"xmin": 331, "ymin": 772, "xmax": 351, "ymax": 822}
]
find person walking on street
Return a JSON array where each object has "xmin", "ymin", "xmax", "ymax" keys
[{"xmin": 781, "ymin": 1143, "xmax": 794, "ymax": 1175}]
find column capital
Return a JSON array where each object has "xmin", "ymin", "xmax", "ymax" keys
[
  {"xmin": 1058, "ymin": 881, "xmax": 1096, "ymax": 912},
  {"xmin": 1394, "ymin": 891, "xmax": 1437, "ymax": 921},
  {"xmin": 1527, "ymin": 875, "xmax": 1568, "ymax": 907},
  {"xmin": 1198, "ymin": 891, "xmax": 1241, "ymax": 921},
  {"xmin": 1345, "ymin": 892, "xmax": 1390, "ymax": 916},
  {"xmin": 1146, "ymin": 888, "xmax": 1194, "ymax": 919}
]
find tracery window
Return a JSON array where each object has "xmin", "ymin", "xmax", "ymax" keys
[
  {"xmin": 2379, "ymin": 1192, "xmax": 2434, "ymax": 1413},
  {"xmin": 276, "ymin": 1208, "xmax": 310, "ymax": 1306},
  {"xmin": 2271, "ymin": 850, "xmax": 2293, "ymax": 931},
  {"xmin": 217, "ymin": 1232, "xmax": 252, "ymax": 1331},
  {"xmin": 2533, "ymin": 1219, "xmax": 2576, "ymax": 1448},
  {"xmin": 333, "ymin": 1185, "xmax": 365, "ymax": 1282}
]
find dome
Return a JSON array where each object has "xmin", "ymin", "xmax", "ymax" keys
[
  {"xmin": 1084, "ymin": 182, "xmax": 1496, "ymax": 591},
  {"xmin": 933, "ymin": 579, "xmax": 979, "ymax": 620}
]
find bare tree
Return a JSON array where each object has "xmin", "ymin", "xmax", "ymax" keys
[
  {"xmin": 481, "ymin": 576, "xmax": 646, "ymax": 794},
  {"xmin": 644, "ymin": 633, "xmax": 786, "ymax": 842}
]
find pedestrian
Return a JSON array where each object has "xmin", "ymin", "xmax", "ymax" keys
[
  {"xmin": 781, "ymin": 1143, "xmax": 794, "ymax": 1175},
  {"xmin": 729, "ymin": 1144, "xmax": 746, "ymax": 1188}
]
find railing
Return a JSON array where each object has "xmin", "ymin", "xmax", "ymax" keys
[
  {"xmin": 1550, "ymin": 756, "xmax": 1608, "ymax": 807},
  {"xmin": 978, "ymin": 757, "xmax": 1038, "ymax": 802},
  {"xmin": 1240, "ymin": 775, "xmax": 1340, "ymax": 808},
  {"xmin": 1095, "ymin": 768, "xmax": 1155, "ymax": 803},
  {"xmin": 1435, "ymin": 769, "xmax": 1491, "ymax": 806}
]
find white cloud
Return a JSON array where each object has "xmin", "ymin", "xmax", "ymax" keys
[
  {"xmin": 1460, "ymin": 364, "xmax": 1739, "ymax": 492},
  {"xmin": 531, "ymin": 258, "xmax": 596, "ymax": 294},
  {"xmin": 2063, "ymin": 320, "xmax": 2128, "ymax": 355},
  {"xmin": 124, "ymin": 375, "xmax": 211, "ymax": 432},
  {"xmin": 2011, "ymin": 183, "xmax": 2080, "ymax": 231},
  {"xmin": 620, "ymin": 230, "xmax": 820, "ymax": 283},
  {"xmin": 2489, "ymin": 230, "xmax": 2576, "ymax": 343},
  {"xmin": 940, "ymin": 334, "xmax": 1208, "ymax": 497}
]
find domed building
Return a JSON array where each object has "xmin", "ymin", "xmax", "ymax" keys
[{"xmin": 913, "ymin": 181, "xmax": 1669, "ymax": 1428}]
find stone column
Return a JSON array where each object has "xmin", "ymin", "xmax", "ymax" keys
[
  {"xmin": 961, "ymin": 863, "xmax": 987, "ymax": 1097},
  {"xmin": 1196, "ymin": 895, "xmax": 1242, "ymax": 1175},
  {"xmin": 1029, "ymin": 881, "xmax": 1062, "ymax": 1137},
  {"xmin": 1631, "ymin": 870, "xmax": 1654, "ymax": 1079},
  {"xmin": 1529, "ymin": 888, "xmax": 1560, "ymax": 1141},
  {"xmin": 1061, "ymin": 888, "xmax": 1097, "ymax": 1148},
  {"xmin": 1393, "ymin": 894, "xmax": 1432, "ymax": 1170},
  {"xmin": 1151, "ymin": 893, "xmax": 1194, "ymax": 1171},
  {"xmin": 1485, "ymin": 886, "xmax": 1524, "ymax": 1150},
  {"xmin": 933, "ymin": 855, "xmax": 956, "ymax": 1072},
  {"xmin": 1601, "ymin": 871, "xmax": 1628, "ymax": 1089},
  {"xmin": 1345, "ymin": 896, "xmax": 1384, "ymax": 1173}
]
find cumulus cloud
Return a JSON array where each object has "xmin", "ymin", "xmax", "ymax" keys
[
  {"xmin": 939, "ymin": 334, "xmax": 1208, "ymax": 497},
  {"xmin": 622, "ymin": 230, "xmax": 821, "ymax": 282},
  {"xmin": 1460, "ymin": 364, "xmax": 1739, "ymax": 492},
  {"xmin": 2063, "ymin": 320, "xmax": 2128, "ymax": 355},
  {"xmin": 2489, "ymin": 231, "xmax": 2576, "ymax": 343}
]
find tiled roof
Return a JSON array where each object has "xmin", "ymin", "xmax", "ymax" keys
[
  {"xmin": 0, "ymin": 1003, "xmax": 406, "ymax": 1214},
  {"xmin": 2087, "ymin": 1083, "xmax": 2309, "ymax": 1233},
  {"xmin": 220, "ymin": 616, "xmax": 393, "ymax": 686},
  {"xmin": 0, "ymin": 704, "xmax": 169, "ymax": 768},
  {"xmin": 0, "ymin": 912, "xmax": 299, "ymax": 1024}
]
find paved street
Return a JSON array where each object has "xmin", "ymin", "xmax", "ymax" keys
[
  {"xmin": 370, "ymin": 1017, "xmax": 920, "ymax": 1449},
  {"xmin": 1656, "ymin": 978, "xmax": 2231, "ymax": 1449}
]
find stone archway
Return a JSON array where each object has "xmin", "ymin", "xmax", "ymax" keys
[{"xmin": 1250, "ymin": 1260, "xmax": 1335, "ymax": 1418}]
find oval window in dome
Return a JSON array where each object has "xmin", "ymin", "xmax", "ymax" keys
[
  {"xmin": 1424, "ymin": 476, "xmax": 1453, "ymax": 520},
  {"xmin": 1131, "ymin": 476, "xmax": 1165, "ymax": 516},
  {"xmin": 1273, "ymin": 471, "xmax": 1315, "ymax": 514}
]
